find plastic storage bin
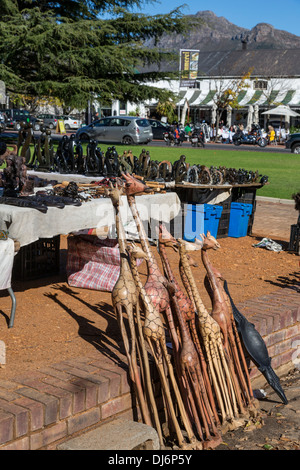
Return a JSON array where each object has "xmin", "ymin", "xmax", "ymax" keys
[
  {"xmin": 228, "ymin": 202, "xmax": 253, "ymax": 238},
  {"xmin": 204, "ymin": 204, "xmax": 223, "ymax": 239},
  {"xmin": 183, "ymin": 204, "xmax": 204, "ymax": 242}
]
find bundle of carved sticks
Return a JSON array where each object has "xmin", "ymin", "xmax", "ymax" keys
[{"xmin": 106, "ymin": 173, "xmax": 287, "ymax": 450}]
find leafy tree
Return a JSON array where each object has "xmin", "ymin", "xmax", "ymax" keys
[
  {"xmin": 0, "ymin": 1, "xmax": 191, "ymax": 111},
  {"xmin": 156, "ymin": 99, "xmax": 176, "ymax": 123},
  {"xmin": 210, "ymin": 68, "xmax": 253, "ymax": 135}
]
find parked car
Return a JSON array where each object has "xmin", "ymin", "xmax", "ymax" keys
[
  {"xmin": 35, "ymin": 113, "xmax": 58, "ymax": 129},
  {"xmin": 0, "ymin": 112, "xmax": 6, "ymax": 132},
  {"xmin": 56, "ymin": 115, "xmax": 82, "ymax": 130},
  {"xmin": 75, "ymin": 116, "xmax": 153, "ymax": 145},
  {"xmin": 147, "ymin": 119, "xmax": 172, "ymax": 140},
  {"xmin": 285, "ymin": 133, "xmax": 300, "ymax": 153},
  {"xmin": 3, "ymin": 108, "xmax": 40, "ymax": 131}
]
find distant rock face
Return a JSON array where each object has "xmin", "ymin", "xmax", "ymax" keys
[{"xmin": 146, "ymin": 10, "xmax": 300, "ymax": 51}]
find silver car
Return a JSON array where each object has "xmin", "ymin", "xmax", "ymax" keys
[{"xmin": 75, "ymin": 116, "xmax": 153, "ymax": 145}]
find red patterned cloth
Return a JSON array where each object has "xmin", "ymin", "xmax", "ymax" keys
[{"xmin": 66, "ymin": 235, "xmax": 141, "ymax": 292}]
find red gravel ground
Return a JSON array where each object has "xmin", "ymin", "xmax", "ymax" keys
[{"xmin": 0, "ymin": 233, "xmax": 298, "ymax": 381}]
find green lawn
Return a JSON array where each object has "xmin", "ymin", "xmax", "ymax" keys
[
  {"xmin": 126, "ymin": 144, "xmax": 299, "ymax": 201},
  {"xmin": 4, "ymin": 141, "xmax": 299, "ymax": 200}
]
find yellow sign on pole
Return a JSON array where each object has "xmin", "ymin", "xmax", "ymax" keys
[{"xmin": 56, "ymin": 119, "xmax": 66, "ymax": 134}]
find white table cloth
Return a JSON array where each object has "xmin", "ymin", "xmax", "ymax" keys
[
  {"xmin": 0, "ymin": 192, "xmax": 181, "ymax": 247},
  {"xmin": 0, "ymin": 238, "xmax": 14, "ymax": 290}
]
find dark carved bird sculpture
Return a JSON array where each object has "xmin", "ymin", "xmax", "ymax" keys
[{"xmin": 223, "ymin": 280, "xmax": 288, "ymax": 405}]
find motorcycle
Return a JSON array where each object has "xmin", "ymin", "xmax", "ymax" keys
[
  {"xmin": 232, "ymin": 127, "xmax": 267, "ymax": 148},
  {"xmin": 163, "ymin": 129, "xmax": 185, "ymax": 146},
  {"xmin": 190, "ymin": 128, "xmax": 205, "ymax": 148}
]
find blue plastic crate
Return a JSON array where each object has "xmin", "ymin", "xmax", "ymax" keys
[
  {"xmin": 228, "ymin": 202, "xmax": 253, "ymax": 238},
  {"xmin": 204, "ymin": 204, "xmax": 223, "ymax": 239},
  {"xmin": 183, "ymin": 204, "xmax": 204, "ymax": 242}
]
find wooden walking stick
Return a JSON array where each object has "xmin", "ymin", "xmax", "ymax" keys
[
  {"xmin": 122, "ymin": 173, "xmax": 182, "ymax": 375},
  {"xmin": 105, "ymin": 183, "xmax": 152, "ymax": 427},
  {"xmin": 127, "ymin": 242, "xmax": 202, "ymax": 450},
  {"xmin": 200, "ymin": 233, "xmax": 254, "ymax": 408},
  {"xmin": 177, "ymin": 238, "xmax": 242, "ymax": 424},
  {"xmin": 157, "ymin": 224, "xmax": 220, "ymax": 427}
]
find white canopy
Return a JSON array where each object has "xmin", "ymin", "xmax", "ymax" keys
[{"xmin": 261, "ymin": 105, "xmax": 300, "ymax": 117}]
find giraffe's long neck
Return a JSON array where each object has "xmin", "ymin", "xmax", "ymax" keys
[
  {"xmin": 114, "ymin": 204, "xmax": 131, "ymax": 273},
  {"xmin": 127, "ymin": 195, "xmax": 162, "ymax": 278},
  {"xmin": 159, "ymin": 243, "xmax": 179, "ymax": 287},
  {"xmin": 130, "ymin": 257, "xmax": 159, "ymax": 322},
  {"xmin": 159, "ymin": 244, "xmax": 191, "ymax": 341},
  {"xmin": 130, "ymin": 258, "xmax": 148, "ymax": 304},
  {"xmin": 179, "ymin": 248, "xmax": 209, "ymax": 322},
  {"xmin": 201, "ymin": 249, "xmax": 223, "ymax": 305}
]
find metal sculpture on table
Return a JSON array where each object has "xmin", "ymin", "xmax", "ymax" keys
[
  {"xmin": 17, "ymin": 122, "xmax": 33, "ymax": 163},
  {"xmin": 84, "ymin": 139, "xmax": 102, "ymax": 175},
  {"xmin": 172, "ymin": 155, "xmax": 188, "ymax": 183},
  {"xmin": 34, "ymin": 128, "xmax": 55, "ymax": 171},
  {"xmin": 0, "ymin": 150, "xmax": 29, "ymax": 197},
  {"xmin": 105, "ymin": 146, "xmax": 119, "ymax": 176}
]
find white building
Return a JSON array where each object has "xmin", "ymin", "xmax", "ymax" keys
[{"xmin": 113, "ymin": 47, "xmax": 300, "ymax": 130}]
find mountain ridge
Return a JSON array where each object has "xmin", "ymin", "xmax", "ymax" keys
[{"xmin": 147, "ymin": 10, "xmax": 300, "ymax": 52}]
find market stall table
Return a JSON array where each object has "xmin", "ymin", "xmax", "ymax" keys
[
  {"xmin": 0, "ymin": 192, "xmax": 181, "ymax": 248},
  {"xmin": 0, "ymin": 237, "xmax": 16, "ymax": 327}
]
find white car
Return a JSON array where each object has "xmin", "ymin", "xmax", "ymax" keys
[{"xmin": 57, "ymin": 115, "xmax": 82, "ymax": 130}]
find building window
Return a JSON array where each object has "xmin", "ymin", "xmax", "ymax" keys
[{"xmin": 253, "ymin": 80, "xmax": 268, "ymax": 90}]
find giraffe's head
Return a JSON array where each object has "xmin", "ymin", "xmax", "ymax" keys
[
  {"xmin": 157, "ymin": 223, "xmax": 178, "ymax": 251},
  {"xmin": 177, "ymin": 238, "xmax": 201, "ymax": 266},
  {"xmin": 200, "ymin": 231, "xmax": 221, "ymax": 251},
  {"xmin": 177, "ymin": 238, "xmax": 189, "ymax": 255},
  {"xmin": 122, "ymin": 172, "xmax": 152, "ymax": 196},
  {"xmin": 127, "ymin": 242, "xmax": 148, "ymax": 261},
  {"xmin": 105, "ymin": 181, "xmax": 124, "ymax": 207}
]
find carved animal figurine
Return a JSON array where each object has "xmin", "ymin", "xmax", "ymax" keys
[
  {"xmin": 105, "ymin": 183, "xmax": 152, "ymax": 426},
  {"xmin": 157, "ymin": 224, "xmax": 220, "ymax": 426},
  {"xmin": 127, "ymin": 242, "xmax": 202, "ymax": 450},
  {"xmin": 177, "ymin": 238, "xmax": 242, "ymax": 424},
  {"xmin": 203, "ymin": 262, "xmax": 255, "ymax": 406},
  {"xmin": 122, "ymin": 173, "xmax": 182, "ymax": 373},
  {"xmin": 223, "ymin": 280, "xmax": 288, "ymax": 405},
  {"xmin": 200, "ymin": 232, "xmax": 253, "ymax": 412}
]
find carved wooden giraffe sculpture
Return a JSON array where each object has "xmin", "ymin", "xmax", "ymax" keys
[
  {"xmin": 105, "ymin": 183, "xmax": 152, "ymax": 427},
  {"xmin": 177, "ymin": 238, "xmax": 241, "ymax": 424},
  {"xmin": 122, "ymin": 173, "xmax": 181, "ymax": 371},
  {"xmin": 157, "ymin": 224, "xmax": 220, "ymax": 426},
  {"xmin": 127, "ymin": 242, "xmax": 202, "ymax": 450},
  {"xmin": 166, "ymin": 287, "xmax": 222, "ymax": 448},
  {"xmin": 204, "ymin": 263, "xmax": 255, "ymax": 406},
  {"xmin": 200, "ymin": 232, "xmax": 250, "ymax": 414}
]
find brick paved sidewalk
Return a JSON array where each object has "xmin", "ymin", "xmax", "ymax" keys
[
  {"xmin": 252, "ymin": 197, "xmax": 298, "ymax": 242},
  {"xmin": 0, "ymin": 197, "xmax": 298, "ymax": 450}
]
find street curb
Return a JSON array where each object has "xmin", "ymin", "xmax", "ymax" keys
[{"xmin": 256, "ymin": 196, "xmax": 295, "ymax": 205}]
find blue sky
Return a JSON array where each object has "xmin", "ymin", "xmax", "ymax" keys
[{"xmin": 132, "ymin": 0, "xmax": 300, "ymax": 37}]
